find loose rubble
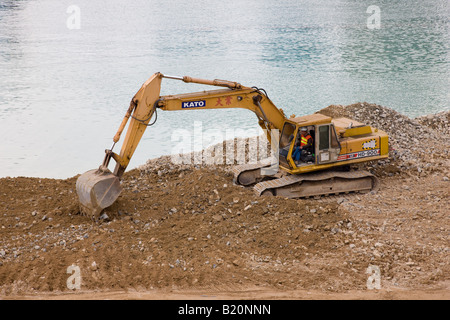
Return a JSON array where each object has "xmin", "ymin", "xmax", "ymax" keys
[{"xmin": 0, "ymin": 103, "xmax": 448, "ymax": 299}]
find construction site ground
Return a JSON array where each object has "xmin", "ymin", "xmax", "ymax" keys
[{"xmin": 0, "ymin": 103, "xmax": 448, "ymax": 300}]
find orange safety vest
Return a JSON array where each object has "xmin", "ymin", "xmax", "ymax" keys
[{"xmin": 300, "ymin": 134, "xmax": 312, "ymax": 147}]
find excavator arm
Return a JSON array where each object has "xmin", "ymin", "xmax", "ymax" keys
[
  {"xmin": 111, "ymin": 73, "xmax": 286, "ymax": 178},
  {"xmin": 76, "ymin": 72, "xmax": 287, "ymax": 218}
]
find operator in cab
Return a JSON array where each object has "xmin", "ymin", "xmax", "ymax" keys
[{"xmin": 292, "ymin": 127, "xmax": 313, "ymax": 163}]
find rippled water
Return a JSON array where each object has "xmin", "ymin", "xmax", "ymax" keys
[{"xmin": 0, "ymin": 0, "xmax": 448, "ymax": 178}]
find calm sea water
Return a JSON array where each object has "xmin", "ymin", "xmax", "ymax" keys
[{"xmin": 0, "ymin": 0, "xmax": 448, "ymax": 178}]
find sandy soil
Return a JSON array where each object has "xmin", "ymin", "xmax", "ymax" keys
[{"xmin": 0, "ymin": 103, "xmax": 448, "ymax": 300}]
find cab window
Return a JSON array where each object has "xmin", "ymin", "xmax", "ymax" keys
[
  {"xmin": 319, "ymin": 125, "xmax": 329, "ymax": 150},
  {"xmin": 330, "ymin": 124, "xmax": 340, "ymax": 148},
  {"xmin": 279, "ymin": 122, "xmax": 296, "ymax": 149}
]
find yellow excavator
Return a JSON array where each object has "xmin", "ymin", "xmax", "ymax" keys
[{"xmin": 76, "ymin": 72, "xmax": 389, "ymax": 219}]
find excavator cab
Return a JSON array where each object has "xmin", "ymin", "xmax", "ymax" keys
[{"xmin": 278, "ymin": 113, "xmax": 343, "ymax": 171}]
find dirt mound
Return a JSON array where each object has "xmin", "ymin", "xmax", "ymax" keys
[{"xmin": 0, "ymin": 103, "xmax": 449, "ymax": 299}]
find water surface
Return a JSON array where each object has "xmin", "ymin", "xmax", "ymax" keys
[{"xmin": 0, "ymin": 0, "xmax": 448, "ymax": 178}]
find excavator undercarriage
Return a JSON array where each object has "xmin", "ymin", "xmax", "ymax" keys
[{"xmin": 232, "ymin": 161, "xmax": 378, "ymax": 199}]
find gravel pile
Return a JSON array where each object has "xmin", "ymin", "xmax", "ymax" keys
[
  {"xmin": 415, "ymin": 111, "xmax": 450, "ymax": 136},
  {"xmin": 138, "ymin": 136, "xmax": 271, "ymax": 176}
]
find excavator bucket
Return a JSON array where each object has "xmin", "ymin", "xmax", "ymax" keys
[
  {"xmin": 76, "ymin": 168, "xmax": 122, "ymax": 219},
  {"xmin": 75, "ymin": 73, "xmax": 163, "ymax": 219}
]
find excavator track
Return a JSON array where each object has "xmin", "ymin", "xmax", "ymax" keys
[
  {"xmin": 232, "ymin": 158, "xmax": 275, "ymax": 186},
  {"xmin": 254, "ymin": 170, "xmax": 378, "ymax": 199}
]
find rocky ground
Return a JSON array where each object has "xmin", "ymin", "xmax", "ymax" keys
[{"xmin": 0, "ymin": 103, "xmax": 448, "ymax": 300}]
